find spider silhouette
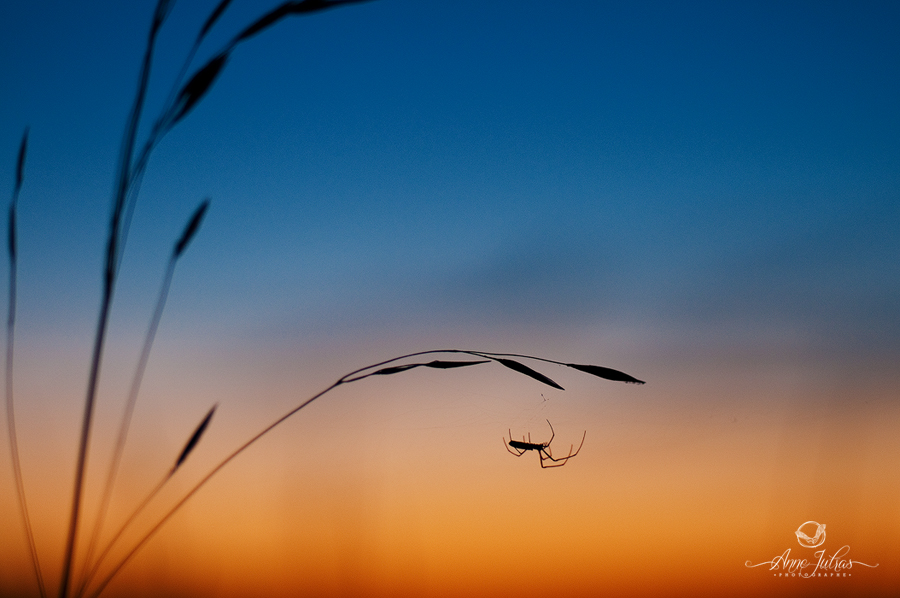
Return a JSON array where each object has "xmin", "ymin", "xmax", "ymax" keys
[{"xmin": 504, "ymin": 420, "xmax": 586, "ymax": 468}]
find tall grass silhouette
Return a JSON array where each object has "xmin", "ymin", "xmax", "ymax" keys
[{"xmin": 4, "ymin": 2, "xmax": 644, "ymax": 598}]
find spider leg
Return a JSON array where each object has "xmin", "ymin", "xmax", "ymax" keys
[
  {"xmin": 545, "ymin": 420, "xmax": 555, "ymax": 445},
  {"xmin": 539, "ymin": 448, "xmax": 571, "ymax": 468},
  {"xmin": 541, "ymin": 430, "xmax": 587, "ymax": 465},
  {"xmin": 506, "ymin": 444, "xmax": 527, "ymax": 457},
  {"xmin": 571, "ymin": 430, "xmax": 587, "ymax": 456}
]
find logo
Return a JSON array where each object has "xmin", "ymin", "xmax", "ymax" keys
[
  {"xmin": 795, "ymin": 521, "xmax": 826, "ymax": 548},
  {"xmin": 745, "ymin": 521, "xmax": 878, "ymax": 578}
]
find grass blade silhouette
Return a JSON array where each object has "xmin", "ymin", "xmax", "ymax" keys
[
  {"xmin": 168, "ymin": 54, "xmax": 230, "ymax": 127},
  {"xmin": 14, "ymin": 129, "xmax": 27, "ymax": 192},
  {"xmin": 174, "ymin": 199, "xmax": 210, "ymax": 257},
  {"xmin": 77, "ymin": 404, "xmax": 219, "ymax": 598},
  {"xmin": 368, "ymin": 359, "xmax": 489, "ymax": 376},
  {"xmin": 489, "ymin": 357, "xmax": 564, "ymax": 390},
  {"xmin": 199, "ymin": 0, "xmax": 234, "ymax": 40},
  {"xmin": 173, "ymin": 404, "xmax": 217, "ymax": 472},
  {"xmin": 76, "ymin": 200, "xmax": 211, "ymax": 596},
  {"xmin": 565, "ymin": 363, "xmax": 645, "ymax": 384},
  {"xmin": 231, "ymin": 0, "xmax": 375, "ymax": 46},
  {"xmin": 6, "ymin": 129, "xmax": 48, "ymax": 598},
  {"xmin": 467, "ymin": 350, "xmax": 645, "ymax": 386}
]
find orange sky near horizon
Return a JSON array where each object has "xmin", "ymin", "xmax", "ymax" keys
[{"xmin": 2, "ymin": 327, "xmax": 898, "ymax": 598}]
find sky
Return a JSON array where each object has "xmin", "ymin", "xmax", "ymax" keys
[{"xmin": 1, "ymin": 1, "xmax": 899, "ymax": 597}]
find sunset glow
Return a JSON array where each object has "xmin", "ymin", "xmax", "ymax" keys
[{"xmin": 2, "ymin": 1, "xmax": 899, "ymax": 597}]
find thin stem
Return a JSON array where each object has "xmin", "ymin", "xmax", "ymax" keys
[
  {"xmin": 75, "ymin": 471, "xmax": 170, "ymax": 598},
  {"xmin": 6, "ymin": 131, "xmax": 48, "ymax": 598},
  {"xmin": 118, "ymin": 28, "xmax": 204, "ymax": 277},
  {"xmin": 76, "ymin": 257, "xmax": 176, "ymax": 595},
  {"xmin": 85, "ymin": 348, "xmax": 560, "ymax": 598},
  {"xmin": 86, "ymin": 379, "xmax": 342, "ymax": 598},
  {"xmin": 337, "ymin": 348, "xmax": 568, "ymax": 383},
  {"xmin": 58, "ymin": 4, "xmax": 168, "ymax": 597},
  {"xmin": 60, "ymin": 275, "xmax": 113, "ymax": 598},
  {"xmin": 339, "ymin": 348, "xmax": 472, "ymax": 382}
]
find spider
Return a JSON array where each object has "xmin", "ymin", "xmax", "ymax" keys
[{"xmin": 504, "ymin": 420, "xmax": 586, "ymax": 468}]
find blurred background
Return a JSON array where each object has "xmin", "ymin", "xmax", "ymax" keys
[{"xmin": 1, "ymin": 1, "xmax": 898, "ymax": 596}]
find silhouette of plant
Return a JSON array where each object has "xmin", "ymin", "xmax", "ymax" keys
[{"xmin": 4, "ymin": 2, "xmax": 644, "ymax": 598}]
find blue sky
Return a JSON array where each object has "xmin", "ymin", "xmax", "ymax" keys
[
  {"xmin": 3, "ymin": 1, "xmax": 897, "ymax": 361},
  {"xmin": 3, "ymin": 2, "xmax": 899, "ymax": 347}
]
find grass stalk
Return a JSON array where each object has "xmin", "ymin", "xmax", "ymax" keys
[
  {"xmin": 57, "ymin": 3, "xmax": 171, "ymax": 597},
  {"xmin": 76, "ymin": 404, "xmax": 216, "ymax": 598},
  {"xmin": 85, "ymin": 349, "xmax": 641, "ymax": 598},
  {"xmin": 75, "ymin": 474, "xmax": 168, "ymax": 598},
  {"xmin": 74, "ymin": 258, "xmax": 175, "ymax": 594},
  {"xmin": 76, "ymin": 200, "xmax": 209, "ymax": 596},
  {"xmin": 6, "ymin": 129, "xmax": 47, "ymax": 598},
  {"xmin": 63, "ymin": 3, "xmax": 375, "ymax": 595}
]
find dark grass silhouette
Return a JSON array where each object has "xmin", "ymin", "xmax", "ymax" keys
[
  {"xmin": 4, "ymin": 2, "xmax": 645, "ymax": 598},
  {"xmin": 6, "ymin": 129, "xmax": 48, "ymax": 598}
]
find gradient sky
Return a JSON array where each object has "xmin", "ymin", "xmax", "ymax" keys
[{"xmin": 1, "ymin": 1, "xmax": 899, "ymax": 597}]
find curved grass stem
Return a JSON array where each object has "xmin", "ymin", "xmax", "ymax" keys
[{"xmin": 85, "ymin": 349, "xmax": 641, "ymax": 598}]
